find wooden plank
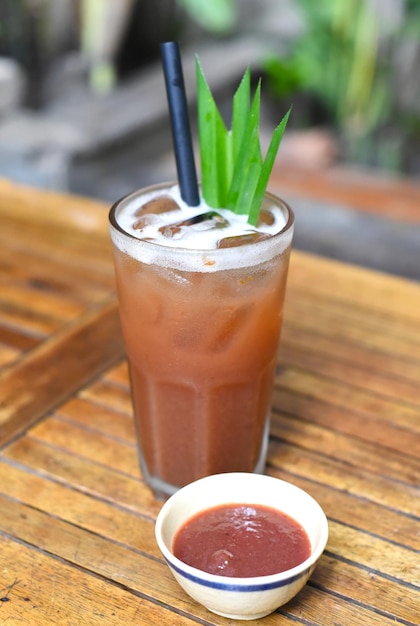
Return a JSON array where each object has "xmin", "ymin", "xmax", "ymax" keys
[
  {"xmin": 7, "ymin": 393, "xmax": 418, "ymax": 528},
  {"xmin": 0, "ymin": 487, "xmax": 417, "ymax": 625},
  {"xmin": 0, "ymin": 303, "xmax": 63, "ymax": 337},
  {"xmin": 0, "ymin": 226, "xmax": 114, "ymax": 285},
  {"xmin": 270, "ymin": 164, "xmax": 420, "ymax": 224},
  {"xmin": 271, "ymin": 410, "xmax": 420, "ymax": 486},
  {"xmin": 0, "ymin": 215, "xmax": 110, "ymax": 258},
  {"xmin": 279, "ymin": 341, "xmax": 420, "ymax": 412},
  {"xmin": 0, "ymin": 499, "xmax": 295, "ymax": 626},
  {"xmin": 5, "ymin": 431, "xmax": 419, "ymax": 554},
  {"xmin": 0, "ymin": 298, "xmax": 124, "ymax": 446},
  {"xmin": 0, "ymin": 282, "xmax": 85, "ymax": 321},
  {"xmin": 0, "ymin": 536, "xmax": 199, "ymax": 626},
  {"xmin": 282, "ymin": 585, "xmax": 418, "ymax": 626},
  {"xmin": 56, "ymin": 396, "xmax": 135, "ymax": 442},
  {"xmin": 268, "ymin": 440, "xmax": 419, "ymax": 518},
  {"xmin": 104, "ymin": 360, "xmax": 130, "ymax": 385},
  {"xmin": 274, "ymin": 365, "xmax": 420, "ymax": 436},
  {"xmin": 330, "ymin": 525, "xmax": 420, "ymax": 586},
  {"xmin": 4, "ymin": 437, "xmax": 147, "ymax": 514},
  {"xmin": 288, "ymin": 251, "xmax": 420, "ymax": 322},
  {"xmin": 288, "ymin": 277, "xmax": 420, "ymax": 335},
  {"xmin": 79, "ymin": 377, "xmax": 133, "ymax": 415},
  {"xmin": 30, "ymin": 416, "xmax": 138, "ymax": 476},
  {"xmin": 273, "ymin": 384, "xmax": 420, "ymax": 460},
  {"xmin": 1, "ymin": 243, "xmax": 114, "ymax": 306},
  {"xmin": 0, "ymin": 177, "xmax": 109, "ymax": 235},
  {"xmin": 0, "ymin": 460, "xmax": 161, "ymax": 544},
  {"xmin": 268, "ymin": 461, "xmax": 419, "ymax": 549},
  {"xmin": 0, "ymin": 325, "xmax": 39, "ymax": 352},
  {"xmin": 312, "ymin": 555, "xmax": 420, "ymax": 626},
  {"xmin": 0, "ymin": 343, "xmax": 20, "ymax": 368},
  {"xmin": 285, "ymin": 288, "xmax": 420, "ymax": 353},
  {"xmin": 280, "ymin": 323, "xmax": 420, "ymax": 388}
]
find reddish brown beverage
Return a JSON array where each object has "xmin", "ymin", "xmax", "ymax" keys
[{"xmin": 109, "ymin": 183, "xmax": 294, "ymax": 496}]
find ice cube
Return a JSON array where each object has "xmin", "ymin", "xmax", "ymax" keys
[
  {"xmin": 217, "ymin": 232, "xmax": 272, "ymax": 248},
  {"xmin": 205, "ymin": 305, "xmax": 251, "ymax": 352},
  {"xmin": 187, "ymin": 211, "xmax": 229, "ymax": 231},
  {"xmin": 257, "ymin": 209, "xmax": 275, "ymax": 227},
  {"xmin": 134, "ymin": 195, "xmax": 180, "ymax": 217},
  {"xmin": 159, "ymin": 211, "xmax": 229, "ymax": 239},
  {"xmin": 133, "ymin": 215, "xmax": 155, "ymax": 230},
  {"xmin": 133, "ymin": 195, "xmax": 181, "ymax": 230},
  {"xmin": 158, "ymin": 223, "xmax": 184, "ymax": 239}
]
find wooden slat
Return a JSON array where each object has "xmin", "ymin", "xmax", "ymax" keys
[
  {"xmin": 270, "ymin": 461, "xmax": 419, "ymax": 551},
  {"xmin": 0, "ymin": 303, "xmax": 64, "ymax": 337},
  {"xmin": 56, "ymin": 396, "xmax": 135, "ymax": 442},
  {"xmin": 1, "ymin": 242, "xmax": 114, "ymax": 306},
  {"xmin": 311, "ymin": 555, "xmax": 420, "ymax": 625},
  {"xmin": 273, "ymin": 383, "xmax": 420, "ymax": 458},
  {"xmin": 271, "ymin": 410, "xmax": 419, "ymax": 485},
  {"xmin": 274, "ymin": 366, "xmax": 420, "ymax": 438},
  {"xmin": 79, "ymin": 377, "xmax": 133, "ymax": 415},
  {"xmin": 270, "ymin": 163, "xmax": 420, "ymax": 223},
  {"xmin": 288, "ymin": 251, "xmax": 420, "ymax": 321},
  {"xmin": 0, "ymin": 325, "xmax": 39, "ymax": 352},
  {"xmin": 0, "ymin": 282, "xmax": 85, "ymax": 321},
  {"xmin": 284, "ymin": 288, "xmax": 420, "ymax": 358},
  {"xmin": 4, "ymin": 438, "xmax": 147, "ymax": 514},
  {"xmin": 0, "ymin": 462, "xmax": 418, "ymax": 626},
  {"xmin": 0, "ymin": 178, "xmax": 125, "ymax": 452},
  {"xmin": 0, "ymin": 219, "xmax": 111, "ymax": 269},
  {"xmin": 0, "ymin": 536, "xmax": 199, "ymax": 626},
  {"xmin": 0, "ymin": 177, "xmax": 109, "ymax": 234},
  {"xmin": 104, "ymin": 360, "xmax": 130, "ymax": 385},
  {"xmin": 0, "ymin": 497, "xmax": 297, "ymax": 626},
  {"xmin": 280, "ymin": 324, "xmax": 420, "ymax": 389},
  {"xmin": 0, "ymin": 343, "xmax": 20, "ymax": 368},
  {"xmin": 0, "ymin": 456, "xmax": 161, "ymax": 531},
  {"xmin": 268, "ymin": 441, "xmax": 418, "ymax": 518},
  {"xmin": 5, "ymin": 428, "xmax": 419, "ymax": 554},
  {"xmin": 30, "ymin": 416, "xmax": 138, "ymax": 476},
  {"xmin": 0, "ymin": 298, "xmax": 124, "ymax": 446}
]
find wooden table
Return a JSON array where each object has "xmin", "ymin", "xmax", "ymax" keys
[{"xmin": 0, "ymin": 176, "xmax": 419, "ymax": 625}]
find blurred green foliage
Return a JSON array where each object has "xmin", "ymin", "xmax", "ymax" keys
[
  {"xmin": 262, "ymin": 0, "xmax": 420, "ymax": 172},
  {"xmin": 263, "ymin": 1, "xmax": 389, "ymax": 134},
  {"xmin": 177, "ymin": 0, "xmax": 236, "ymax": 34}
]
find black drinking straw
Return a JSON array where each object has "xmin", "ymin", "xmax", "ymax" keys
[{"xmin": 161, "ymin": 41, "xmax": 200, "ymax": 207}]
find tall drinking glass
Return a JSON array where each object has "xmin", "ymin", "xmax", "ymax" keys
[{"xmin": 109, "ymin": 183, "xmax": 294, "ymax": 497}]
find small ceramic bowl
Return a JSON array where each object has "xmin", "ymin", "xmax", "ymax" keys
[{"xmin": 155, "ymin": 472, "xmax": 328, "ymax": 620}]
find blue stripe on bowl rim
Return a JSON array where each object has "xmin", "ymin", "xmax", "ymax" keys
[{"xmin": 166, "ymin": 558, "xmax": 313, "ymax": 592}]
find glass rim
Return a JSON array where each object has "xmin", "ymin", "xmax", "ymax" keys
[
  {"xmin": 109, "ymin": 182, "xmax": 294, "ymax": 273},
  {"xmin": 109, "ymin": 181, "xmax": 294, "ymax": 255}
]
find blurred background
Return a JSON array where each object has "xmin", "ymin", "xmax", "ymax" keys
[{"xmin": 0, "ymin": 0, "xmax": 419, "ymax": 277}]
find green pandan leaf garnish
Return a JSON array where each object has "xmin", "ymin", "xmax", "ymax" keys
[{"xmin": 196, "ymin": 58, "xmax": 290, "ymax": 226}]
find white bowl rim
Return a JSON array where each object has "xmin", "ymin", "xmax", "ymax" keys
[{"xmin": 155, "ymin": 472, "xmax": 329, "ymax": 590}]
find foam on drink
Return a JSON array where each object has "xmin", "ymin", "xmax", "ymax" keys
[{"xmin": 110, "ymin": 184, "xmax": 293, "ymax": 273}]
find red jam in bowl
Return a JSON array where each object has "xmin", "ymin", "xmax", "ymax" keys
[{"xmin": 172, "ymin": 503, "xmax": 311, "ymax": 577}]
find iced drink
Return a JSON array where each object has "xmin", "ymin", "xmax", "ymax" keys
[{"xmin": 109, "ymin": 182, "xmax": 294, "ymax": 497}]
